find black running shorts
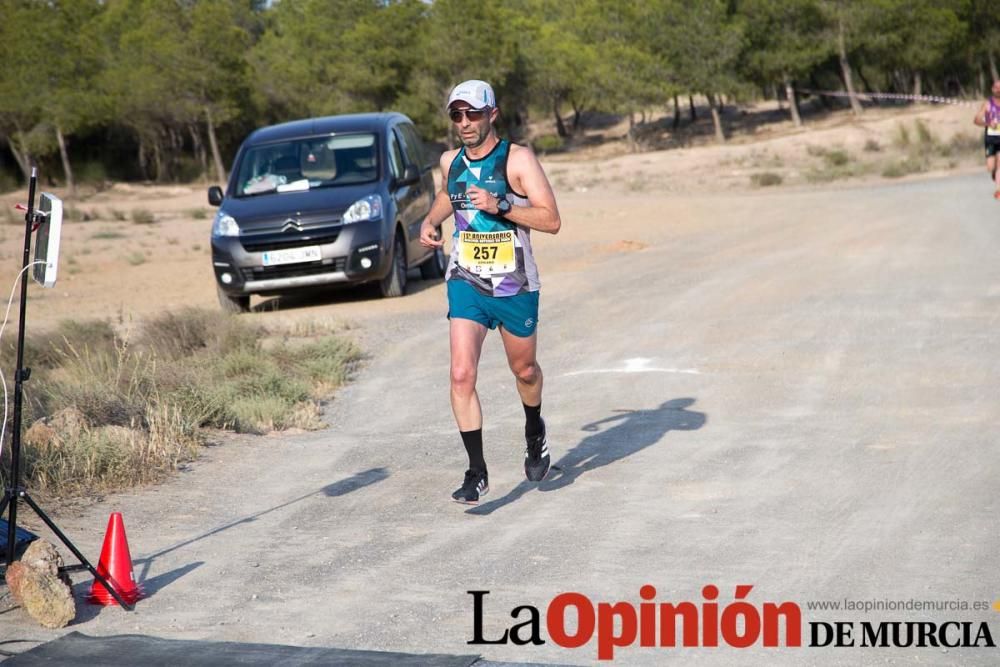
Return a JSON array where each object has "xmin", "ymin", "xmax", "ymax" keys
[{"xmin": 985, "ymin": 133, "xmax": 1000, "ymax": 157}]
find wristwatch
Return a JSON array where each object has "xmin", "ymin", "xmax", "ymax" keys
[{"xmin": 495, "ymin": 196, "xmax": 512, "ymax": 216}]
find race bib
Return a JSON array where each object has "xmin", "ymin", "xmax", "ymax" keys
[
  {"xmin": 988, "ymin": 125, "xmax": 1000, "ymax": 136},
  {"xmin": 458, "ymin": 230, "xmax": 516, "ymax": 276}
]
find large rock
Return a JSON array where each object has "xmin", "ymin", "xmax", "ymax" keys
[
  {"xmin": 4, "ymin": 561, "xmax": 29, "ymax": 605},
  {"xmin": 24, "ymin": 407, "xmax": 88, "ymax": 450},
  {"xmin": 21, "ymin": 540, "xmax": 72, "ymax": 588},
  {"xmin": 17, "ymin": 568, "xmax": 75, "ymax": 628},
  {"xmin": 3, "ymin": 539, "xmax": 75, "ymax": 628},
  {"xmin": 23, "ymin": 420, "xmax": 57, "ymax": 449},
  {"xmin": 20, "ymin": 539, "xmax": 66, "ymax": 578},
  {"xmin": 47, "ymin": 407, "xmax": 88, "ymax": 435}
]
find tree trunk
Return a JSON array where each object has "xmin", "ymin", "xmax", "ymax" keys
[
  {"xmin": 978, "ymin": 61, "xmax": 986, "ymax": 98},
  {"xmin": 189, "ymin": 124, "xmax": 207, "ymax": 183},
  {"xmin": 553, "ymin": 99, "xmax": 567, "ymax": 138},
  {"xmin": 810, "ymin": 73, "xmax": 832, "ymax": 110},
  {"xmin": 55, "ymin": 125, "xmax": 75, "ymax": 196},
  {"xmin": 776, "ymin": 82, "xmax": 784, "ymax": 110},
  {"xmin": 891, "ymin": 69, "xmax": 906, "ymax": 93},
  {"xmin": 784, "ymin": 76, "xmax": 802, "ymax": 127},
  {"xmin": 688, "ymin": 95, "xmax": 696, "ymax": 121},
  {"xmin": 989, "ymin": 49, "xmax": 999, "ymax": 82},
  {"xmin": 205, "ymin": 106, "xmax": 226, "ymax": 185},
  {"xmin": 168, "ymin": 126, "xmax": 182, "ymax": 180},
  {"xmin": 708, "ymin": 94, "xmax": 725, "ymax": 143},
  {"xmin": 153, "ymin": 139, "xmax": 163, "ymax": 182},
  {"xmin": 837, "ymin": 17, "xmax": 864, "ymax": 115},
  {"xmin": 856, "ymin": 65, "xmax": 879, "ymax": 105},
  {"xmin": 6, "ymin": 135, "xmax": 30, "ymax": 180},
  {"xmin": 913, "ymin": 71, "xmax": 922, "ymax": 99},
  {"xmin": 626, "ymin": 112, "xmax": 637, "ymax": 153},
  {"xmin": 138, "ymin": 137, "xmax": 147, "ymax": 179},
  {"xmin": 570, "ymin": 101, "xmax": 582, "ymax": 133},
  {"xmin": 672, "ymin": 95, "xmax": 680, "ymax": 129},
  {"xmin": 12, "ymin": 122, "xmax": 33, "ymax": 180}
]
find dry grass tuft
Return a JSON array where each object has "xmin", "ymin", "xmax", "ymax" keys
[{"xmin": 1, "ymin": 309, "xmax": 361, "ymax": 496}]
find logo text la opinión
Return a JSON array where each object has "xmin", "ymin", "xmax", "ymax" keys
[
  {"xmin": 468, "ymin": 587, "xmax": 997, "ymax": 660},
  {"xmin": 469, "ymin": 585, "xmax": 800, "ymax": 660}
]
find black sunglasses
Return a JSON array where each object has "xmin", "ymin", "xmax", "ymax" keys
[{"xmin": 449, "ymin": 107, "xmax": 491, "ymax": 123}]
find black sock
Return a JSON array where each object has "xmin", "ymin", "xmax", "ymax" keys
[
  {"xmin": 523, "ymin": 402, "xmax": 543, "ymax": 438},
  {"xmin": 460, "ymin": 429, "xmax": 486, "ymax": 473}
]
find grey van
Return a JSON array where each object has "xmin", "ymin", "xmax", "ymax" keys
[{"xmin": 208, "ymin": 113, "xmax": 444, "ymax": 312}]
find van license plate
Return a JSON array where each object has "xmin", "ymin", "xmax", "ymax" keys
[{"xmin": 262, "ymin": 246, "xmax": 322, "ymax": 266}]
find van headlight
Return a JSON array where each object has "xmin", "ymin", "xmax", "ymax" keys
[
  {"xmin": 212, "ymin": 210, "xmax": 240, "ymax": 237},
  {"xmin": 342, "ymin": 195, "xmax": 383, "ymax": 224}
]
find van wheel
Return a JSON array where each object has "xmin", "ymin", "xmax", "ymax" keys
[
  {"xmin": 379, "ymin": 233, "xmax": 407, "ymax": 298},
  {"xmin": 217, "ymin": 285, "xmax": 250, "ymax": 313},
  {"xmin": 420, "ymin": 246, "xmax": 447, "ymax": 280}
]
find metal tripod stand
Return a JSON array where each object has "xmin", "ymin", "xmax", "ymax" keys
[{"xmin": 0, "ymin": 169, "xmax": 133, "ymax": 610}]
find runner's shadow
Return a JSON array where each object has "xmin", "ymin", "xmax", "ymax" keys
[
  {"xmin": 467, "ymin": 398, "xmax": 705, "ymax": 516},
  {"xmin": 69, "ymin": 561, "xmax": 203, "ymax": 622},
  {"xmin": 131, "ymin": 468, "xmax": 389, "ymax": 580}
]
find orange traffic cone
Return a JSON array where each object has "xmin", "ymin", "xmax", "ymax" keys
[{"xmin": 88, "ymin": 512, "xmax": 143, "ymax": 606}]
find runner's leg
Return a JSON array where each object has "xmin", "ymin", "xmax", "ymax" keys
[
  {"xmin": 450, "ymin": 317, "xmax": 488, "ymax": 431},
  {"xmin": 450, "ymin": 318, "xmax": 490, "ymax": 502},
  {"xmin": 501, "ymin": 327, "xmax": 551, "ymax": 481},
  {"xmin": 500, "ymin": 327, "xmax": 543, "ymax": 409}
]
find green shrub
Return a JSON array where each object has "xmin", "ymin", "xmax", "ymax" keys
[
  {"xmin": 131, "ymin": 209, "xmax": 155, "ymax": 224},
  {"xmin": 89, "ymin": 230, "xmax": 125, "ymax": 240},
  {"xmin": 941, "ymin": 132, "xmax": 980, "ymax": 157},
  {"xmin": 532, "ymin": 134, "xmax": 565, "ymax": 153},
  {"xmin": 893, "ymin": 122, "xmax": 911, "ymax": 148},
  {"xmin": 176, "ymin": 157, "xmax": 204, "ymax": 183},
  {"xmin": 823, "ymin": 149, "xmax": 850, "ymax": 167},
  {"xmin": 805, "ymin": 161, "xmax": 870, "ymax": 183},
  {"xmin": 0, "ymin": 170, "xmax": 18, "ymax": 194},
  {"xmin": 76, "ymin": 160, "xmax": 107, "ymax": 185},
  {"xmin": 914, "ymin": 119, "xmax": 934, "ymax": 147},
  {"xmin": 3, "ymin": 310, "xmax": 361, "ymax": 496},
  {"xmin": 881, "ymin": 160, "xmax": 924, "ymax": 178},
  {"xmin": 806, "ymin": 145, "xmax": 851, "ymax": 167},
  {"xmin": 64, "ymin": 206, "xmax": 84, "ymax": 222},
  {"xmin": 750, "ymin": 172, "xmax": 783, "ymax": 187}
]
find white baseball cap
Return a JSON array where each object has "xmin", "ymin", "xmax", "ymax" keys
[{"xmin": 447, "ymin": 80, "xmax": 496, "ymax": 110}]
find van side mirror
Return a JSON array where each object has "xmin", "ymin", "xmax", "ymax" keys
[
  {"xmin": 400, "ymin": 165, "xmax": 420, "ymax": 186},
  {"xmin": 208, "ymin": 186, "xmax": 224, "ymax": 206}
]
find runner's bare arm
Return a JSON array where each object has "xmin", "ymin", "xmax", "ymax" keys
[
  {"xmin": 420, "ymin": 149, "xmax": 460, "ymax": 248},
  {"xmin": 974, "ymin": 102, "xmax": 989, "ymax": 127},
  {"xmin": 467, "ymin": 145, "xmax": 561, "ymax": 235}
]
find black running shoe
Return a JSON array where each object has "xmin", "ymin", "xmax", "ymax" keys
[
  {"xmin": 452, "ymin": 469, "xmax": 489, "ymax": 504},
  {"xmin": 524, "ymin": 418, "xmax": 550, "ymax": 482}
]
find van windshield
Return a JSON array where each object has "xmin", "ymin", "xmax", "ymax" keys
[{"xmin": 234, "ymin": 133, "xmax": 379, "ymax": 197}]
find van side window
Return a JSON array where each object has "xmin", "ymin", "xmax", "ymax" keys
[
  {"xmin": 400, "ymin": 124, "xmax": 428, "ymax": 169},
  {"xmin": 387, "ymin": 131, "xmax": 404, "ymax": 180}
]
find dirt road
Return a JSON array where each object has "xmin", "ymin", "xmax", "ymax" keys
[{"xmin": 3, "ymin": 171, "xmax": 999, "ymax": 665}]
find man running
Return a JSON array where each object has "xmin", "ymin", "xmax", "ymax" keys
[
  {"xmin": 419, "ymin": 80, "xmax": 562, "ymax": 504},
  {"xmin": 974, "ymin": 79, "xmax": 1000, "ymax": 199}
]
